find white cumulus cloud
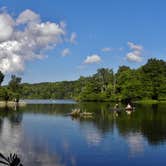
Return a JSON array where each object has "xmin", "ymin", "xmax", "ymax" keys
[
  {"xmin": 84, "ymin": 54, "xmax": 101, "ymax": 64},
  {"xmin": 101, "ymin": 47, "xmax": 112, "ymax": 52},
  {"xmin": 70, "ymin": 32, "xmax": 77, "ymax": 44},
  {"xmin": 0, "ymin": 13, "xmax": 14, "ymax": 42},
  {"xmin": 126, "ymin": 42, "xmax": 143, "ymax": 62},
  {"xmin": 16, "ymin": 9, "xmax": 40, "ymax": 25},
  {"xmin": 0, "ymin": 9, "xmax": 66, "ymax": 73},
  {"xmin": 127, "ymin": 42, "xmax": 143, "ymax": 51},
  {"xmin": 61, "ymin": 48, "xmax": 70, "ymax": 56},
  {"xmin": 126, "ymin": 51, "xmax": 142, "ymax": 62}
]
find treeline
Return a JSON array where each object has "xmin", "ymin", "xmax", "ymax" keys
[
  {"xmin": 0, "ymin": 58, "xmax": 166, "ymax": 102},
  {"xmin": 20, "ymin": 58, "xmax": 166, "ymax": 102},
  {"xmin": 0, "ymin": 74, "xmax": 22, "ymax": 102}
]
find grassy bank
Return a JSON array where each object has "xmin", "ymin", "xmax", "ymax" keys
[
  {"xmin": 134, "ymin": 99, "xmax": 166, "ymax": 104},
  {"xmin": 78, "ymin": 98, "xmax": 166, "ymax": 104},
  {"xmin": 0, "ymin": 101, "xmax": 27, "ymax": 107}
]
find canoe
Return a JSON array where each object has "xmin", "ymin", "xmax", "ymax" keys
[
  {"xmin": 125, "ymin": 107, "xmax": 133, "ymax": 111},
  {"xmin": 125, "ymin": 107, "xmax": 135, "ymax": 111}
]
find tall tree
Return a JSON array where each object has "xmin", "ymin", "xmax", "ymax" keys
[
  {"xmin": 8, "ymin": 75, "xmax": 22, "ymax": 94},
  {"xmin": 116, "ymin": 67, "xmax": 144, "ymax": 101},
  {"xmin": 141, "ymin": 58, "xmax": 166, "ymax": 99},
  {"xmin": 94, "ymin": 68, "xmax": 114, "ymax": 92},
  {"xmin": 0, "ymin": 71, "xmax": 4, "ymax": 86}
]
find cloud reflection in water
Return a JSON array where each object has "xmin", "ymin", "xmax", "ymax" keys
[{"xmin": 0, "ymin": 117, "xmax": 64, "ymax": 166}]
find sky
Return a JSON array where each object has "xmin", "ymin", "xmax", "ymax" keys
[{"xmin": 0, "ymin": 0, "xmax": 166, "ymax": 84}]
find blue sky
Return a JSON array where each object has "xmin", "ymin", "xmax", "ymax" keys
[{"xmin": 0, "ymin": 0, "xmax": 166, "ymax": 84}]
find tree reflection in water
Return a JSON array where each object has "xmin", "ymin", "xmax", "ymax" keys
[
  {"xmin": 20, "ymin": 102, "xmax": 166, "ymax": 146},
  {"xmin": 0, "ymin": 107, "xmax": 66, "ymax": 166},
  {"xmin": 74, "ymin": 102, "xmax": 166, "ymax": 146},
  {"xmin": 0, "ymin": 103, "xmax": 165, "ymax": 165}
]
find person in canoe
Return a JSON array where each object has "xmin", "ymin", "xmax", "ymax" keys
[{"xmin": 125, "ymin": 103, "xmax": 133, "ymax": 111}]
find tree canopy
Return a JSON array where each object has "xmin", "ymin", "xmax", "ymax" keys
[
  {"xmin": 0, "ymin": 58, "xmax": 166, "ymax": 102},
  {"xmin": 0, "ymin": 75, "xmax": 22, "ymax": 102}
]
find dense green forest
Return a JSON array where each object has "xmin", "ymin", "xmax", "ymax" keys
[
  {"xmin": 21, "ymin": 58, "xmax": 166, "ymax": 102},
  {"xmin": 0, "ymin": 58, "xmax": 166, "ymax": 102},
  {"xmin": 0, "ymin": 74, "xmax": 22, "ymax": 102}
]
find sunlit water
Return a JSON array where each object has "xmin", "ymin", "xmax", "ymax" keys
[{"xmin": 0, "ymin": 101, "xmax": 166, "ymax": 166}]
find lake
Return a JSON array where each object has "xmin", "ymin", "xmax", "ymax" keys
[{"xmin": 0, "ymin": 100, "xmax": 166, "ymax": 166}]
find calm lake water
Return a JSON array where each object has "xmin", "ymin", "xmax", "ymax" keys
[{"xmin": 0, "ymin": 100, "xmax": 166, "ymax": 166}]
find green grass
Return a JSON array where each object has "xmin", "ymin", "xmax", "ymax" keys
[{"xmin": 134, "ymin": 99, "xmax": 166, "ymax": 104}]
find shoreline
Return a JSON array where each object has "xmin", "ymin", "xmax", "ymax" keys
[
  {"xmin": 133, "ymin": 99, "xmax": 166, "ymax": 104},
  {"xmin": 0, "ymin": 99, "xmax": 165, "ymax": 107},
  {"xmin": 0, "ymin": 101, "xmax": 27, "ymax": 107}
]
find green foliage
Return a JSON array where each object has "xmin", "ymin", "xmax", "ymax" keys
[
  {"xmin": 19, "ymin": 58, "xmax": 166, "ymax": 102},
  {"xmin": 116, "ymin": 69, "xmax": 144, "ymax": 101},
  {"xmin": 0, "ymin": 74, "xmax": 22, "ymax": 102},
  {"xmin": 0, "ymin": 87, "xmax": 8, "ymax": 101},
  {"xmin": 8, "ymin": 75, "xmax": 22, "ymax": 101},
  {"xmin": 8, "ymin": 75, "xmax": 22, "ymax": 93},
  {"xmin": 0, "ymin": 58, "xmax": 165, "ymax": 102},
  {"xmin": 141, "ymin": 58, "xmax": 166, "ymax": 100}
]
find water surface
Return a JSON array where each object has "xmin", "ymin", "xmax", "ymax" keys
[{"xmin": 0, "ymin": 101, "xmax": 166, "ymax": 166}]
